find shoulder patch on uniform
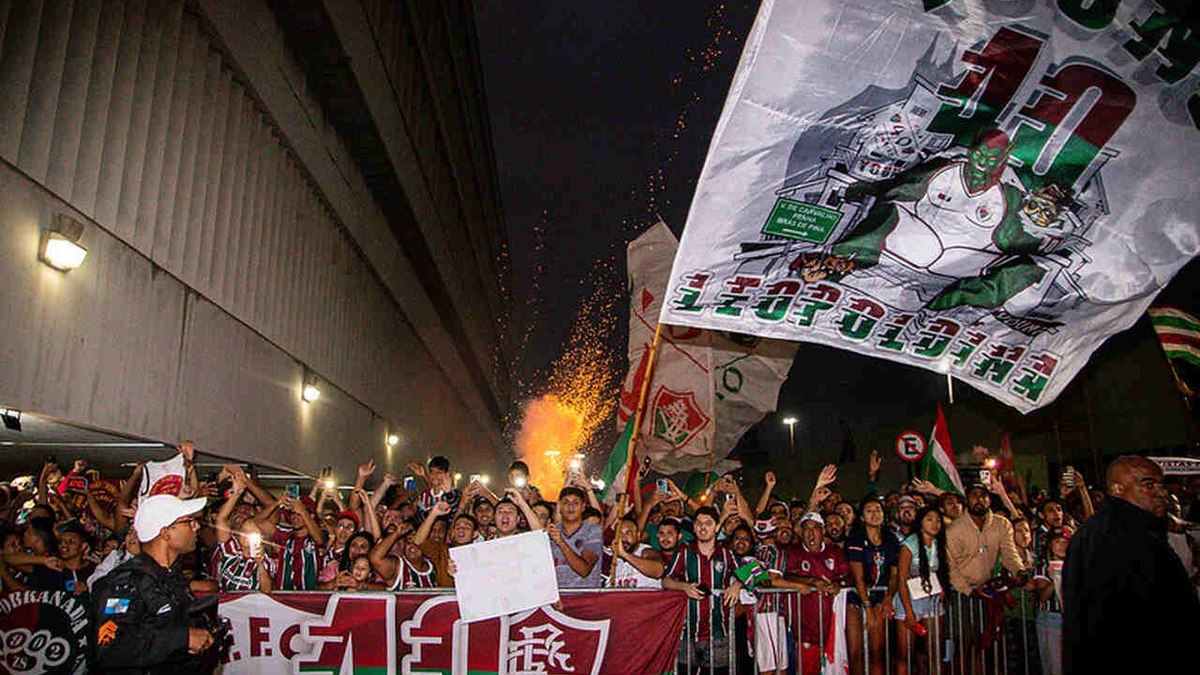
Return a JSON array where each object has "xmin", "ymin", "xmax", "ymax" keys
[
  {"xmin": 104, "ymin": 597, "xmax": 131, "ymax": 615},
  {"xmin": 97, "ymin": 620, "xmax": 119, "ymax": 645}
]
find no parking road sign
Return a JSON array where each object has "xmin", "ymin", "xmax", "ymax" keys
[{"xmin": 895, "ymin": 430, "xmax": 926, "ymax": 463}]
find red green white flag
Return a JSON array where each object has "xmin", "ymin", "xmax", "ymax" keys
[
  {"xmin": 1148, "ymin": 306, "xmax": 1200, "ymax": 397},
  {"xmin": 919, "ymin": 404, "xmax": 964, "ymax": 496}
]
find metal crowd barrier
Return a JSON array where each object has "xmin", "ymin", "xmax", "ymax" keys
[{"xmin": 672, "ymin": 587, "xmax": 1047, "ymax": 674}]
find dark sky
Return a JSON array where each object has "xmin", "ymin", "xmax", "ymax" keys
[{"xmin": 474, "ymin": 1, "xmax": 1200, "ymax": 491}]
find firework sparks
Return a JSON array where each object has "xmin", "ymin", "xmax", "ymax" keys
[{"xmin": 514, "ymin": 284, "xmax": 620, "ymax": 499}]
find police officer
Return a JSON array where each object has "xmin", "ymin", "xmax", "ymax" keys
[{"xmin": 91, "ymin": 494, "xmax": 215, "ymax": 672}]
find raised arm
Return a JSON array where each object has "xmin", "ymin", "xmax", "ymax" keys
[
  {"xmin": 807, "ymin": 464, "xmax": 838, "ymax": 512},
  {"xmin": 371, "ymin": 473, "xmax": 397, "ymax": 510},
  {"xmin": 456, "ymin": 482, "xmax": 479, "ymax": 518},
  {"xmin": 911, "ymin": 477, "xmax": 947, "ymax": 498},
  {"xmin": 1071, "ymin": 469, "xmax": 1094, "ymax": 521},
  {"xmin": 754, "ymin": 471, "xmax": 777, "ymax": 516},
  {"xmin": 36, "ymin": 462, "xmax": 57, "ymax": 505},
  {"xmin": 179, "ymin": 441, "xmax": 199, "ymax": 499},
  {"xmin": 405, "ymin": 461, "xmax": 429, "ymax": 489},
  {"xmin": 349, "ymin": 460, "xmax": 376, "ymax": 512},
  {"xmin": 215, "ymin": 473, "xmax": 248, "ymax": 544},
  {"xmin": 413, "ymin": 500, "xmax": 451, "ymax": 547},
  {"xmin": 867, "ymin": 450, "xmax": 882, "ymax": 493},
  {"xmin": 242, "ymin": 471, "xmax": 277, "ymax": 512},
  {"xmin": 722, "ymin": 476, "xmax": 755, "ymax": 523},
  {"xmin": 667, "ymin": 479, "xmax": 701, "ymax": 513},
  {"xmin": 117, "ymin": 462, "xmax": 145, "ymax": 514},
  {"xmin": 85, "ymin": 484, "xmax": 117, "ymax": 532},
  {"xmin": 353, "ymin": 488, "xmax": 381, "ymax": 539},
  {"xmin": 506, "ymin": 488, "xmax": 543, "ymax": 531},
  {"xmin": 368, "ymin": 523, "xmax": 407, "ymax": 587},
  {"xmin": 636, "ymin": 490, "xmax": 665, "ymax": 537},
  {"xmin": 989, "ymin": 475, "xmax": 1018, "ymax": 517}
]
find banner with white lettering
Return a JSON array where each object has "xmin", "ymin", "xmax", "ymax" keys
[
  {"xmin": 661, "ymin": 0, "xmax": 1200, "ymax": 412},
  {"xmin": 0, "ymin": 591, "xmax": 90, "ymax": 674},
  {"xmin": 213, "ymin": 590, "xmax": 686, "ymax": 674}
]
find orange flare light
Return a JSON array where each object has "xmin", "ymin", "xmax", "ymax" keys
[
  {"xmin": 512, "ymin": 284, "xmax": 620, "ymax": 500},
  {"xmin": 514, "ymin": 395, "xmax": 584, "ymax": 500}
]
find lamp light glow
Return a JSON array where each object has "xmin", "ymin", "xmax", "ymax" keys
[
  {"xmin": 782, "ymin": 417, "xmax": 798, "ymax": 426},
  {"xmin": 386, "ymin": 434, "xmax": 400, "ymax": 447},
  {"xmin": 41, "ymin": 233, "xmax": 88, "ymax": 271},
  {"xmin": 302, "ymin": 384, "xmax": 321, "ymax": 402}
]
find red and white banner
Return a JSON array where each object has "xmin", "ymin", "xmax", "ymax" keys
[
  {"xmin": 215, "ymin": 590, "xmax": 686, "ymax": 674},
  {"xmin": 137, "ymin": 454, "xmax": 185, "ymax": 503}
]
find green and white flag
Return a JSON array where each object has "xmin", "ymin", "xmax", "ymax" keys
[
  {"xmin": 659, "ymin": 0, "xmax": 1200, "ymax": 413},
  {"xmin": 920, "ymin": 405, "xmax": 964, "ymax": 496},
  {"xmin": 598, "ymin": 416, "xmax": 636, "ymax": 502}
]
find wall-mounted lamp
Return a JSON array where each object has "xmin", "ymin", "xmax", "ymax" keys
[
  {"xmin": 39, "ymin": 214, "xmax": 88, "ymax": 272},
  {"xmin": 387, "ymin": 433, "xmax": 400, "ymax": 447},
  {"xmin": 302, "ymin": 370, "xmax": 321, "ymax": 403},
  {"xmin": 0, "ymin": 408, "xmax": 21, "ymax": 432}
]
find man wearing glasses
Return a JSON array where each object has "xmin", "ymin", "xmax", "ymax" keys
[{"xmin": 91, "ymin": 494, "xmax": 216, "ymax": 672}]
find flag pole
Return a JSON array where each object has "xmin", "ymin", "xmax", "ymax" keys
[
  {"xmin": 1164, "ymin": 358, "xmax": 1198, "ymax": 444},
  {"xmin": 610, "ymin": 322, "xmax": 663, "ymax": 586}
]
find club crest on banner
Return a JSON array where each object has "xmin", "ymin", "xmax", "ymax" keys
[
  {"xmin": 506, "ymin": 606, "xmax": 610, "ymax": 675},
  {"xmin": 400, "ymin": 596, "xmax": 610, "ymax": 675},
  {"xmin": 649, "ymin": 387, "xmax": 711, "ymax": 449}
]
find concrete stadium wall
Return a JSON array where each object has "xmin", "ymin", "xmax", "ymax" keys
[{"xmin": 0, "ymin": 0, "xmax": 503, "ymax": 477}]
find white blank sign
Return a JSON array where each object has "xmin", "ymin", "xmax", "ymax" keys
[{"xmin": 449, "ymin": 530, "xmax": 560, "ymax": 622}]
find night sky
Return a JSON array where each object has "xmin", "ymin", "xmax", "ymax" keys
[{"xmin": 475, "ymin": 1, "xmax": 1200, "ymax": 493}]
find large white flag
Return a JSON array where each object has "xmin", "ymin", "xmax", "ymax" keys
[
  {"xmin": 620, "ymin": 221, "xmax": 796, "ymax": 474},
  {"xmin": 660, "ymin": 0, "xmax": 1200, "ymax": 412}
]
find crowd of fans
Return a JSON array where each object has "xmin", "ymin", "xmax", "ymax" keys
[{"xmin": 1, "ymin": 441, "xmax": 1198, "ymax": 674}]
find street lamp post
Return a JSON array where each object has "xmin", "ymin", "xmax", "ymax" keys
[{"xmin": 782, "ymin": 416, "xmax": 798, "ymax": 454}]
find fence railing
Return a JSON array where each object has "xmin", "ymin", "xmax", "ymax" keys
[{"xmin": 674, "ymin": 587, "xmax": 1050, "ymax": 675}]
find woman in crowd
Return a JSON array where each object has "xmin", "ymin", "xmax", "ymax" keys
[
  {"xmin": 1034, "ymin": 527, "xmax": 1070, "ymax": 675},
  {"xmin": 894, "ymin": 505, "xmax": 948, "ymax": 675},
  {"xmin": 321, "ymin": 531, "xmax": 385, "ymax": 591},
  {"xmin": 845, "ymin": 496, "xmax": 898, "ymax": 675}
]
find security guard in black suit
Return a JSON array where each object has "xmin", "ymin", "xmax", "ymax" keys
[{"xmin": 91, "ymin": 494, "xmax": 215, "ymax": 673}]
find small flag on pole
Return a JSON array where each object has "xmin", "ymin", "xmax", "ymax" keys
[
  {"xmin": 919, "ymin": 404, "xmax": 965, "ymax": 495},
  {"xmin": 1148, "ymin": 306, "xmax": 1200, "ymax": 397}
]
